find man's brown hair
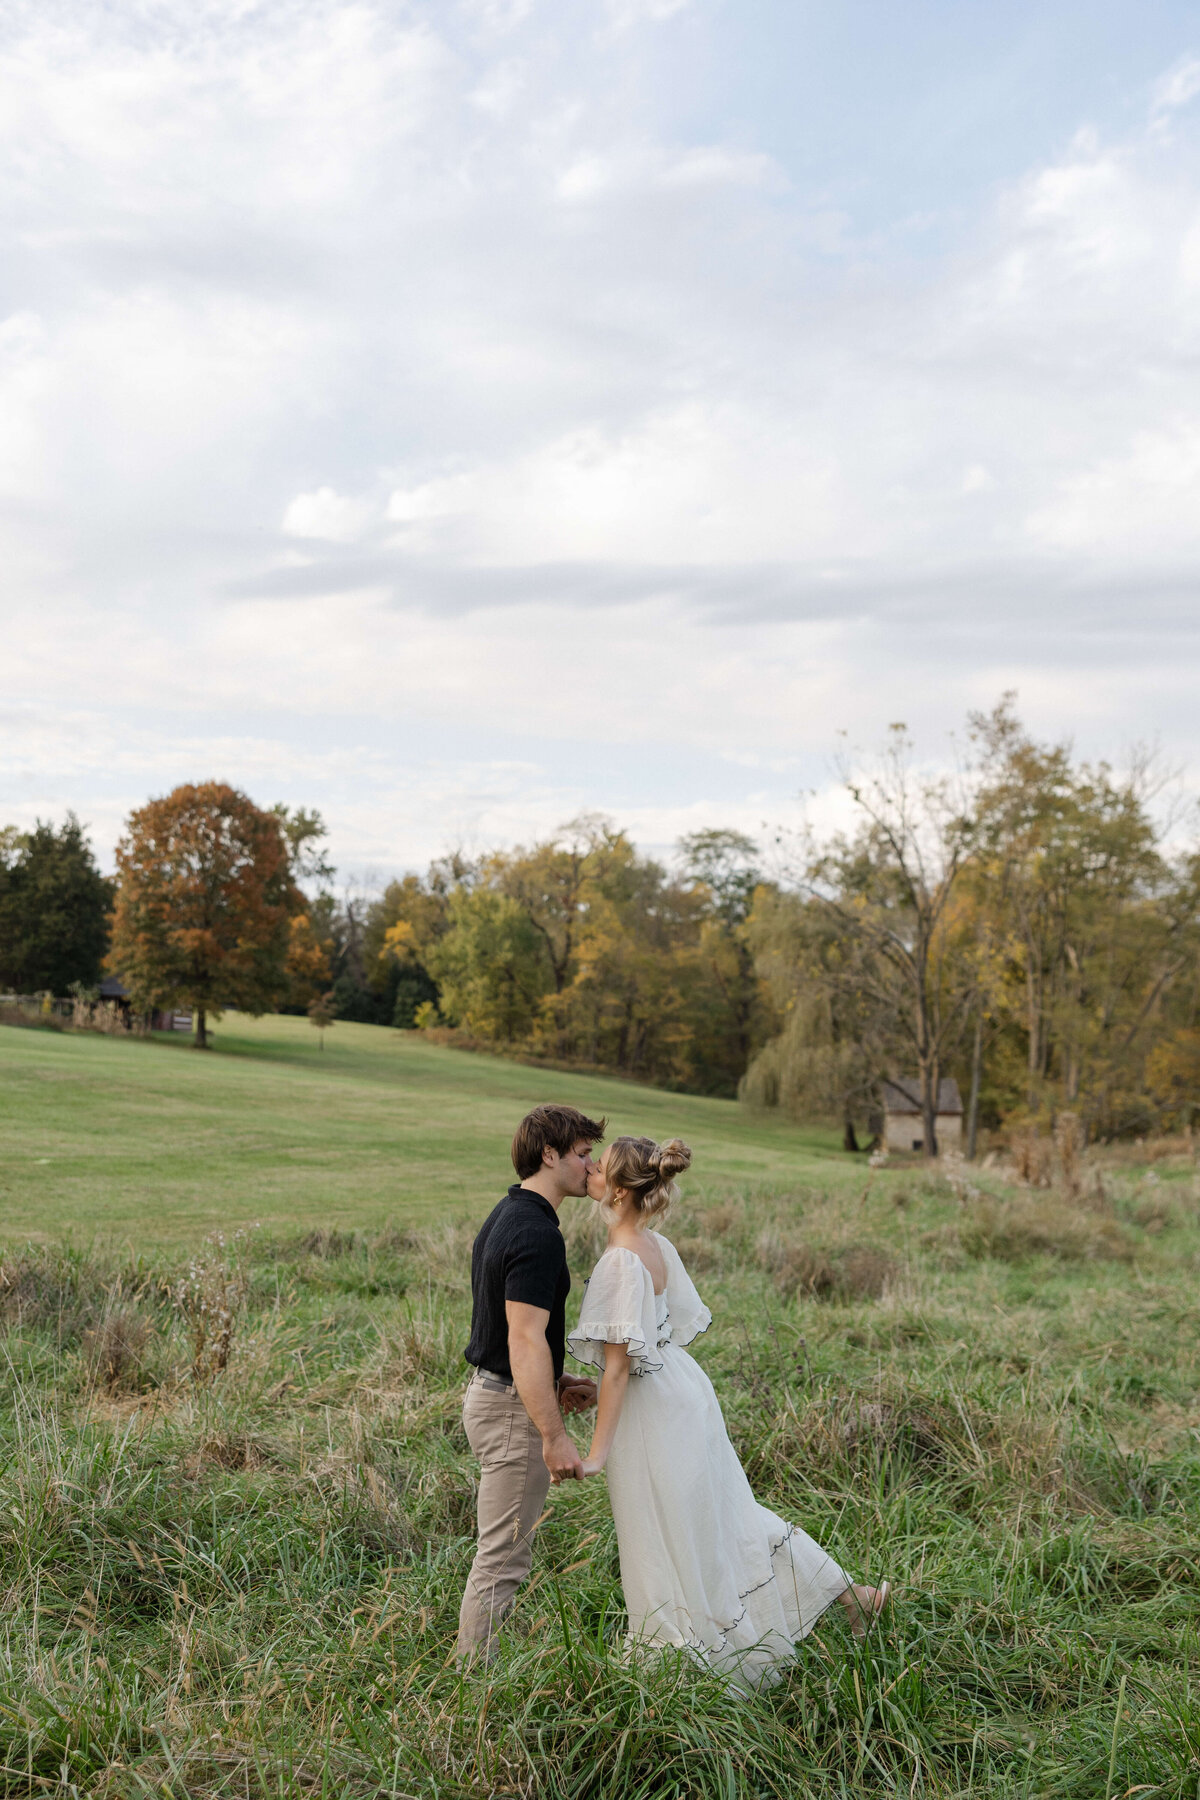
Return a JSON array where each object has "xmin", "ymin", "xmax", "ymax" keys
[{"xmin": 511, "ymin": 1104, "xmax": 607, "ymax": 1181}]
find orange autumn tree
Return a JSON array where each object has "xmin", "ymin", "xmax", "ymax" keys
[
  {"xmin": 284, "ymin": 912, "xmax": 331, "ymax": 1009},
  {"xmin": 109, "ymin": 783, "xmax": 303, "ymax": 1048}
]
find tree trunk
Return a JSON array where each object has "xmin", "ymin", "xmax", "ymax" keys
[
  {"xmin": 842, "ymin": 1118, "xmax": 860, "ymax": 1153},
  {"xmin": 1026, "ymin": 955, "xmax": 1040, "ymax": 1111},
  {"xmin": 195, "ymin": 1006, "xmax": 208, "ymax": 1050},
  {"xmin": 966, "ymin": 1011, "xmax": 983, "ymax": 1161},
  {"xmin": 920, "ymin": 1061, "xmax": 939, "ymax": 1159}
]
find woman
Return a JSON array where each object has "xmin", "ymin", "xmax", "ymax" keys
[{"xmin": 566, "ymin": 1135, "xmax": 890, "ymax": 1687}]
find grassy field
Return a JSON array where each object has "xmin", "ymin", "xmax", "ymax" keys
[
  {"xmin": 0, "ymin": 1013, "xmax": 847, "ymax": 1244},
  {"xmin": 1, "ymin": 1017, "xmax": 1199, "ymax": 1797}
]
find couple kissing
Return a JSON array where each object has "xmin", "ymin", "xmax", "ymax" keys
[{"xmin": 456, "ymin": 1103, "xmax": 890, "ymax": 1687}]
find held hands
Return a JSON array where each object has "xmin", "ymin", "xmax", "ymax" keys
[
  {"xmin": 544, "ymin": 1430, "xmax": 584, "ymax": 1485},
  {"xmin": 556, "ymin": 1375, "xmax": 598, "ymax": 1416},
  {"xmin": 546, "ymin": 1380, "xmax": 601, "ymax": 1484},
  {"xmin": 545, "ymin": 1441, "xmax": 606, "ymax": 1484}
]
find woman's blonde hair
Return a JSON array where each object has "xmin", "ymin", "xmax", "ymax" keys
[{"xmin": 602, "ymin": 1135, "xmax": 692, "ymax": 1223}]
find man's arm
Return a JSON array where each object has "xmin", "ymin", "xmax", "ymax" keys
[{"xmin": 506, "ymin": 1300, "xmax": 584, "ymax": 1482}]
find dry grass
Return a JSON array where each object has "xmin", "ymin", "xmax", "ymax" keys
[
  {"xmin": 81, "ymin": 1305, "xmax": 155, "ymax": 1395},
  {"xmin": 756, "ymin": 1233, "xmax": 899, "ymax": 1301},
  {"xmin": 959, "ymin": 1191, "xmax": 1135, "ymax": 1263}
]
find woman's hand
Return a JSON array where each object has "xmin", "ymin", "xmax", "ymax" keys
[
  {"xmin": 557, "ymin": 1374, "xmax": 598, "ymax": 1416},
  {"xmin": 579, "ymin": 1457, "xmax": 606, "ymax": 1478}
]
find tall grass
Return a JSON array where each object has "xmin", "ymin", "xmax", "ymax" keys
[{"xmin": 2, "ymin": 1153, "xmax": 1199, "ymax": 1796}]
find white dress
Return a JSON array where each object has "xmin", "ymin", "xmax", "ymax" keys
[{"xmin": 567, "ymin": 1233, "xmax": 851, "ymax": 1687}]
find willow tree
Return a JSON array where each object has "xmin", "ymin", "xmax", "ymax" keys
[
  {"xmin": 741, "ymin": 885, "xmax": 890, "ymax": 1148},
  {"xmin": 109, "ymin": 783, "xmax": 302, "ymax": 1047}
]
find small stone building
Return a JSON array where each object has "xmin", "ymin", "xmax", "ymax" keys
[{"xmin": 880, "ymin": 1077, "xmax": 963, "ymax": 1153}]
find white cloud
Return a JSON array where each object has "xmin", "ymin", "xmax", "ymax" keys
[
  {"xmin": 469, "ymin": 57, "xmax": 525, "ymax": 119},
  {"xmin": 1025, "ymin": 423, "xmax": 1200, "ymax": 555},
  {"xmin": 283, "ymin": 487, "xmax": 378, "ymax": 542},
  {"xmin": 602, "ymin": 0, "xmax": 693, "ymax": 31},
  {"xmin": 5, "ymin": 9, "xmax": 1200, "ymax": 873},
  {"xmin": 556, "ymin": 141, "xmax": 778, "ymax": 202},
  {"xmin": 460, "ymin": 0, "xmax": 535, "ymax": 36},
  {"xmin": 1152, "ymin": 55, "xmax": 1200, "ymax": 118}
]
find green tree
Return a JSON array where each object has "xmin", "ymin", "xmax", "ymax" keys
[
  {"xmin": 363, "ymin": 872, "xmax": 451, "ymax": 1026},
  {"xmin": 431, "ymin": 888, "xmax": 547, "ymax": 1043},
  {"xmin": 679, "ymin": 829, "xmax": 769, "ymax": 1087},
  {"xmin": 108, "ymin": 783, "xmax": 302, "ymax": 1048},
  {"xmin": 0, "ymin": 815, "xmax": 114, "ymax": 994},
  {"xmin": 678, "ymin": 828, "xmax": 761, "ymax": 927},
  {"xmin": 271, "ymin": 805, "xmax": 334, "ymax": 890},
  {"xmin": 971, "ymin": 705, "xmax": 1197, "ymax": 1135},
  {"xmin": 307, "ymin": 990, "xmax": 338, "ymax": 1050},
  {"xmin": 496, "ymin": 815, "xmax": 613, "ymax": 998}
]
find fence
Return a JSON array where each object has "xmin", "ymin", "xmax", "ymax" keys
[{"xmin": 0, "ymin": 995, "xmax": 193, "ymax": 1036}]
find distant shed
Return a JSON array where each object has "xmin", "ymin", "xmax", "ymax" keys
[
  {"xmin": 881, "ymin": 1077, "xmax": 963, "ymax": 1153},
  {"xmin": 98, "ymin": 975, "xmax": 191, "ymax": 1033}
]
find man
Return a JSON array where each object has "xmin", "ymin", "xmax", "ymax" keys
[{"xmin": 456, "ymin": 1102, "xmax": 606, "ymax": 1660}]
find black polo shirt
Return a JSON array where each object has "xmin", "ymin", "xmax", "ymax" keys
[{"xmin": 464, "ymin": 1185, "xmax": 570, "ymax": 1383}]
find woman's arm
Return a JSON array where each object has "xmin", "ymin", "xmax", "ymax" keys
[{"xmin": 580, "ymin": 1340, "xmax": 631, "ymax": 1474}]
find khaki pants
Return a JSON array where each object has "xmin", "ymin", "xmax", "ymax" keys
[{"xmin": 456, "ymin": 1372, "xmax": 551, "ymax": 1659}]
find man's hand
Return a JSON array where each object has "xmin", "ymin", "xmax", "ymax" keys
[
  {"xmin": 557, "ymin": 1375, "xmax": 597, "ymax": 1416},
  {"xmin": 544, "ymin": 1429, "xmax": 584, "ymax": 1485}
]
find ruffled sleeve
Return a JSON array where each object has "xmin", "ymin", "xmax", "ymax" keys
[
  {"xmin": 567, "ymin": 1248, "xmax": 662, "ymax": 1376},
  {"xmin": 656, "ymin": 1234, "xmax": 712, "ymax": 1347}
]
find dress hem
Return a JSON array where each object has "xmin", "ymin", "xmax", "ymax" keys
[{"xmin": 632, "ymin": 1522, "xmax": 851, "ymax": 1670}]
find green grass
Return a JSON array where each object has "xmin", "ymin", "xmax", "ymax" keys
[
  {"xmin": 0, "ymin": 1013, "xmax": 846, "ymax": 1244},
  {"xmin": 1, "ymin": 1017, "xmax": 1199, "ymax": 1796}
]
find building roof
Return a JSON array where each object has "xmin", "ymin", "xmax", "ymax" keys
[
  {"xmin": 99, "ymin": 975, "xmax": 129, "ymax": 999},
  {"xmin": 881, "ymin": 1076, "xmax": 963, "ymax": 1116}
]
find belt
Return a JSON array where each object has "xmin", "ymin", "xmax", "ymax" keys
[{"xmin": 473, "ymin": 1368, "xmax": 517, "ymax": 1393}]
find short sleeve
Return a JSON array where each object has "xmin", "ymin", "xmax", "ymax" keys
[
  {"xmin": 567, "ymin": 1249, "xmax": 661, "ymax": 1376},
  {"xmin": 503, "ymin": 1230, "xmax": 562, "ymax": 1312},
  {"xmin": 656, "ymin": 1235, "xmax": 711, "ymax": 1347}
]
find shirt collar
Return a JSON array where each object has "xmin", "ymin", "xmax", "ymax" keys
[{"xmin": 506, "ymin": 1183, "xmax": 562, "ymax": 1228}]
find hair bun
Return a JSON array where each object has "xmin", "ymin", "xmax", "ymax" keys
[{"xmin": 654, "ymin": 1138, "xmax": 691, "ymax": 1182}]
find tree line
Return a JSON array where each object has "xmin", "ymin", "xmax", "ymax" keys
[
  {"xmin": 3, "ymin": 699, "xmax": 1197, "ymax": 1147},
  {"xmin": 741, "ymin": 701, "xmax": 1200, "ymax": 1148}
]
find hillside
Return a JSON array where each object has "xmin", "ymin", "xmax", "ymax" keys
[{"xmin": 0, "ymin": 1014, "xmax": 849, "ymax": 1245}]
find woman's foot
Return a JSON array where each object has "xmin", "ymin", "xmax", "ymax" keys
[{"xmin": 840, "ymin": 1580, "xmax": 891, "ymax": 1640}]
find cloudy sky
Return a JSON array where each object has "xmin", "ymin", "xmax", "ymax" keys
[{"xmin": 4, "ymin": 0, "xmax": 1200, "ymax": 879}]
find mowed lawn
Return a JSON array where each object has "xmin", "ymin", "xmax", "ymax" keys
[{"xmin": 0, "ymin": 1014, "xmax": 847, "ymax": 1245}]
